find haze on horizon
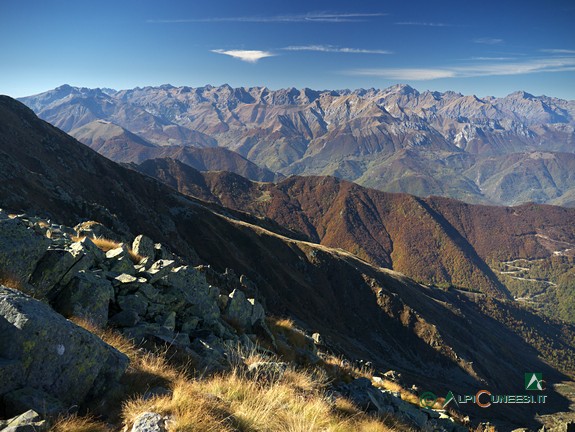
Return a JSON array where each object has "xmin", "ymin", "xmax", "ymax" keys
[{"xmin": 1, "ymin": 0, "xmax": 574, "ymax": 99}]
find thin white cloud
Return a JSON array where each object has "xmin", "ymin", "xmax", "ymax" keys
[
  {"xmin": 148, "ymin": 12, "xmax": 387, "ymax": 24},
  {"xmin": 351, "ymin": 68, "xmax": 456, "ymax": 80},
  {"xmin": 347, "ymin": 57, "xmax": 575, "ymax": 80},
  {"xmin": 211, "ymin": 49, "xmax": 275, "ymax": 63},
  {"xmin": 283, "ymin": 45, "xmax": 392, "ymax": 54},
  {"xmin": 473, "ymin": 37, "xmax": 504, "ymax": 45},
  {"xmin": 395, "ymin": 21, "xmax": 451, "ymax": 27},
  {"xmin": 471, "ymin": 57, "xmax": 515, "ymax": 61},
  {"xmin": 540, "ymin": 49, "xmax": 575, "ymax": 54}
]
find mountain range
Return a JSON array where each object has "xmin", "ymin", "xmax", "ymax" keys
[
  {"xmin": 2, "ymin": 95, "xmax": 575, "ymax": 429},
  {"xmin": 19, "ymin": 84, "xmax": 575, "ymax": 206}
]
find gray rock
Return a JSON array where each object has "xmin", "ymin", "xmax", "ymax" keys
[
  {"xmin": 0, "ymin": 215, "xmax": 50, "ymax": 285},
  {"xmin": 132, "ymin": 235, "xmax": 155, "ymax": 259},
  {"xmin": 137, "ymin": 283, "xmax": 159, "ymax": 302},
  {"xmin": 109, "ymin": 310, "xmax": 140, "ymax": 328},
  {"xmin": 223, "ymin": 289, "xmax": 264, "ymax": 331},
  {"xmin": 248, "ymin": 361, "xmax": 288, "ymax": 382},
  {"xmin": 106, "ymin": 245, "xmax": 129, "ymax": 260},
  {"xmin": 161, "ymin": 266, "xmax": 220, "ymax": 324},
  {"xmin": 110, "ymin": 256, "xmax": 136, "ymax": 275},
  {"xmin": 52, "ymin": 271, "xmax": 114, "ymax": 327},
  {"xmin": 0, "ymin": 408, "xmax": 47, "ymax": 432},
  {"xmin": 145, "ymin": 260, "xmax": 175, "ymax": 284},
  {"xmin": 118, "ymin": 294, "xmax": 149, "ymax": 317},
  {"xmin": 2, "ymin": 387, "xmax": 65, "ymax": 418},
  {"xmin": 130, "ymin": 412, "xmax": 167, "ymax": 432},
  {"xmin": 181, "ymin": 317, "xmax": 200, "ymax": 334},
  {"xmin": 0, "ymin": 287, "xmax": 129, "ymax": 409},
  {"xmin": 28, "ymin": 242, "xmax": 93, "ymax": 299},
  {"xmin": 0, "ymin": 358, "xmax": 24, "ymax": 395},
  {"xmin": 159, "ymin": 311, "xmax": 176, "ymax": 331}
]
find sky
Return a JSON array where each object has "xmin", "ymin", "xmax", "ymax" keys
[{"xmin": 1, "ymin": 0, "xmax": 574, "ymax": 99}]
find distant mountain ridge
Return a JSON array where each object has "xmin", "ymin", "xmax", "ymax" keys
[{"xmin": 19, "ymin": 84, "xmax": 575, "ymax": 206}]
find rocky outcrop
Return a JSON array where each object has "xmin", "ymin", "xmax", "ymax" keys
[
  {"xmin": 0, "ymin": 213, "xmax": 49, "ymax": 285},
  {"xmin": 1, "ymin": 208, "xmax": 273, "ymax": 382},
  {"xmin": 0, "ymin": 286, "xmax": 128, "ymax": 416}
]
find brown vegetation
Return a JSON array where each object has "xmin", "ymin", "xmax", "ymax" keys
[{"xmin": 72, "ymin": 236, "xmax": 143, "ymax": 264}]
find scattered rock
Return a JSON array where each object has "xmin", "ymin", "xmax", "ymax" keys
[
  {"xmin": 130, "ymin": 412, "xmax": 168, "ymax": 432},
  {"xmin": 0, "ymin": 409, "xmax": 47, "ymax": 432},
  {"xmin": 248, "ymin": 361, "xmax": 288, "ymax": 382}
]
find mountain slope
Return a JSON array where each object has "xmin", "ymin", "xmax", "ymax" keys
[
  {"xmin": 1, "ymin": 95, "xmax": 575, "ymax": 428},
  {"xmin": 69, "ymin": 119, "xmax": 278, "ymax": 181},
  {"xmin": 19, "ymin": 84, "xmax": 575, "ymax": 206},
  {"xmin": 136, "ymin": 159, "xmax": 575, "ymax": 300}
]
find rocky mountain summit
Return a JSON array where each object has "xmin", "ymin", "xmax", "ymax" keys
[{"xmin": 19, "ymin": 84, "xmax": 575, "ymax": 206}]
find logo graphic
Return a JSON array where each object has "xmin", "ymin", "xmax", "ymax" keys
[
  {"xmin": 443, "ymin": 390, "xmax": 458, "ymax": 408},
  {"xmin": 419, "ymin": 391, "xmax": 437, "ymax": 408},
  {"xmin": 525, "ymin": 373, "xmax": 545, "ymax": 391}
]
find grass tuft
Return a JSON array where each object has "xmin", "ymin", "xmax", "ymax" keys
[
  {"xmin": 72, "ymin": 236, "xmax": 143, "ymax": 264},
  {"xmin": 49, "ymin": 415, "xmax": 110, "ymax": 432}
]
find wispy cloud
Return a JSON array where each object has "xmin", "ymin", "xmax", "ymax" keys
[
  {"xmin": 347, "ymin": 57, "xmax": 575, "ymax": 80},
  {"xmin": 211, "ymin": 49, "xmax": 275, "ymax": 63},
  {"xmin": 540, "ymin": 48, "xmax": 575, "ymax": 54},
  {"xmin": 473, "ymin": 37, "xmax": 504, "ymax": 45},
  {"xmin": 148, "ymin": 12, "xmax": 386, "ymax": 24},
  {"xmin": 283, "ymin": 45, "xmax": 392, "ymax": 54},
  {"xmin": 350, "ymin": 68, "xmax": 456, "ymax": 80},
  {"xmin": 471, "ymin": 57, "xmax": 515, "ymax": 61},
  {"xmin": 395, "ymin": 21, "xmax": 451, "ymax": 27}
]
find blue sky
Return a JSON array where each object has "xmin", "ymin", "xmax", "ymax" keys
[{"xmin": 1, "ymin": 0, "xmax": 574, "ymax": 99}]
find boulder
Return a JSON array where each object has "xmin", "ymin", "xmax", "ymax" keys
[
  {"xmin": 161, "ymin": 266, "xmax": 220, "ymax": 324},
  {"xmin": 0, "ymin": 287, "xmax": 129, "ymax": 412},
  {"xmin": 0, "ymin": 214, "xmax": 49, "ymax": 284},
  {"xmin": 51, "ymin": 271, "xmax": 114, "ymax": 327},
  {"xmin": 28, "ymin": 242, "xmax": 95, "ymax": 299},
  {"xmin": 223, "ymin": 289, "xmax": 265, "ymax": 331},
  {"xmin": 117, "ymin": 293, "xmax": 149, "ymax": 317},
  {"xmin": 132, "ymin": 235, "xmax": 155, "ymax": 259},
  {"xmin": 130, "ymin": 412, "xmax": 168, "ymax": 432}
]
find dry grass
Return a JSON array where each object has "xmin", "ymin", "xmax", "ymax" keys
[
  {"xmin": 0, "ymin": 268, "xmax": 35, "ymax": 296},
  {"xmin": 122, "ymin": 367, "xmax": 401, "ymax": 432},
  {"xmin": 0, "ymin": 271, "xmax": 25, "ymax": 291},
  {"xmin": 49, "ymin": 415, "xmax": 110, "ymax": 432},
  {"xmin": 68, "ymin": 318, "xmax": 410, "ymax": 431},
  {"xmin": 266, "ymin": 317, "xmax": 317, "ymax": 363},
  {"xmin": 72, "ymin": 236, "xmax": 143, "ymax": 264}
]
